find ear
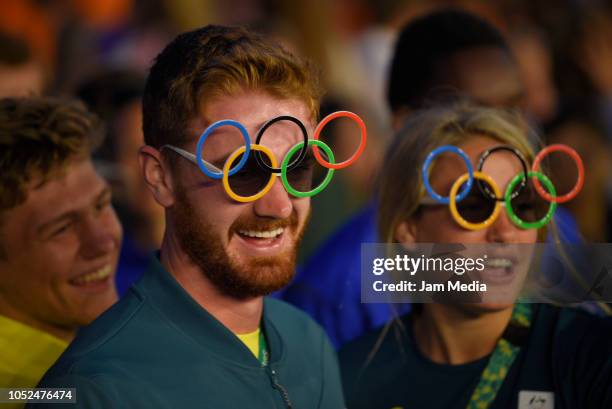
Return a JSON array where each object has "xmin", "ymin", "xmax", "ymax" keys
[
  {"xmin": 394, "ymin": 219, "xmax": 418, "ymax": 246},
  {"xmin": 138, "ymin": 146, "xmax": 176, "ymax": 208}
]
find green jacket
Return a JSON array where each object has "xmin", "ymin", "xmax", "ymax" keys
[{"xmin": 29, "ymin": 256, "xmax": 345, "ymax": 409}]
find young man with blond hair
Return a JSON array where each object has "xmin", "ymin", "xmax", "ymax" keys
[{"xmin": 0, "ymin": 97, "xmax": 121, "ymax": 395}]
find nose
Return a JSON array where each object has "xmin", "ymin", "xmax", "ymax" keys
[
  {"xmin": 79, "ymin": 213, "xmax": 120, "ymax": 260},
  {"xmin": 253, "ymin": 178, "xmax": 293, "ymax": 219},
  {"xmin": 485, "ymin": 205, "xmax": 519, "ymax": 243}
]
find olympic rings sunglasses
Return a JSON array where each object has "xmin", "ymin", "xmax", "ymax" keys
[
  {"xmin": 161, "ymin": 111, "xmax": 367, "ymax": 202},
  {"xmin": 420, "ymin": 144, "xmax": 584, "ymax": 230}
]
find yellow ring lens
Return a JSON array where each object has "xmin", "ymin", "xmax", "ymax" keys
[
  {"xmin": 449, "ymin": 171, "xmax": 502, "ymax": 230},
  {"xmin": 222, "ymin": 144, "xmax": 278, "ymax": 203}
]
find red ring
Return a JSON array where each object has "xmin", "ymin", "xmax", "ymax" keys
[
  {"xmin": 532, "ymin": 144, "xmax": 584, "ymax": 203},
  {"xmin": 312, "ymin": 111, "xmax": 367, "ymax": 169}
]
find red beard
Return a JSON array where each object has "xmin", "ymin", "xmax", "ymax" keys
[{"xmin": 172, "ymin": 186, "xmax": 306, "ymax": 299}]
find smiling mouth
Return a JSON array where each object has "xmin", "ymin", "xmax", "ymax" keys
[
  {"xmin": 238, "ymin": 227, "xmax": 285, "ymax": 239},
  {"xmin": 235, "ymin": 227, "xmax": 288, "ymax": 250},
  {"xmin": 70, "ymin": 265, "xmax": 113, "ymax": 286},
  {"xmin": 487, "ymin": 257, "xmax": 514, "ymax": 268},
  {"xmin": 479, "ymin": 257, "xmax": 518, "ymax": 285}
]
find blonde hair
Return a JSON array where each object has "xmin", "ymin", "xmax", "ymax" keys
[
  {"xmin": 0, "ymin": 96, "xmax": 102, "ymax": 212},
  {"xmin": 377, "ymin": 103, "xmax": 540, "ymax": 244},
  {"xmin": 0, "ymin": 97, "xmax": 102, "ymax": 259}
]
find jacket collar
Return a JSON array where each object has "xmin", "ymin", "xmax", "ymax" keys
[{"xmin": 133, "ymin": 254, "xmax": 285, "ymax": 368}]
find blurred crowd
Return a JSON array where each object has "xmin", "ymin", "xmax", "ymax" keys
[
  {"xmin": 2, "ymin": 2, "xmax": 612, "ymax": 404},
  {"xmin": 2, "ymin": 0, "xmax": 612, "ymax": 278}
]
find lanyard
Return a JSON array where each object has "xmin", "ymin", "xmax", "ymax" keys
[
  {"xmin": 466, "ymin": 303, "xmax": 532, "ymax": 409},
  {"xmin": 258, "ymin": 329, "xmax": 269, "ymax": 367}
]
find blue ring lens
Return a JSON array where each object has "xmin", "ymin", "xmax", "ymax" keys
[
  {"xmin": 422, "ymin": 145, "xmax": 475, "ymax": 204},
  {"xmin": 195, "ymin": 120, "xmax": 251, "ymax": 179}
]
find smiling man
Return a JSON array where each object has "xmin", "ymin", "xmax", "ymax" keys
[
  {"xmin": 31, "ymin": 26, "xmax": 344, "ymax": 409},
  {"xmin": 0, "ymin": 97, "xmax": 121, "ymax": 393}
]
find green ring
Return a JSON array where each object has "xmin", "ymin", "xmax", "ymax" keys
[
  {"xmin": 505, "ymin": 170, "xmax": 557, "ymax": 229},
  {"xmin": 281, "ymin": 140, "xmax": 335, "ymax": 198}
]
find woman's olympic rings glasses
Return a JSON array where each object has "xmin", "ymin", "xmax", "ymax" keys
[
  {"xmin": 161, "ymin": 111, "xmax": 366, "ymax": 202},
  {"xmin": 420, "ymin": 144, "xmax": 584, "ymax": 230}
]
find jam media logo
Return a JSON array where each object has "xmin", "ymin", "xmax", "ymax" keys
[{"xmin": 518, "ymin": 390, "xmax": 554, "ymax": 409}]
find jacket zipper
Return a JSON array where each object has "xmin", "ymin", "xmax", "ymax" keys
[{"xmin": 267, "ymin": 367, "xmax": 293, "ymax": 409}]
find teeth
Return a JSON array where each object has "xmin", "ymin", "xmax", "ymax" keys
[
  {"xmin": 71, "ymin": 265, "xmax": 111, "ymax": 284},
  {"xmin": 487, "ymin": 258, "xmax": 513, "ymax": 268},
  {"xmin": 238, "ymin": 227, "xmax": 284, "ymax": 239}
]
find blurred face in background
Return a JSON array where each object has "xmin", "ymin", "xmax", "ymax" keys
[
  {"xmin": 0, "ymin": 158, "xmax": 121, "ymax": 340},
  {"xmin": 442, "ymin": 47, "xmax": 524, "ymax": 110},
  {"xmin": 392, "ymin": 46, "xmax": 525, "ymax": 130},
  {"xmin": 509, "ymin": 30, "xmax": 558, "ymax": 124}
]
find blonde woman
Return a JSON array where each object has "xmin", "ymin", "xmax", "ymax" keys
[{"xmin": 339, "ymin": 104, "xmax": 612, "ymax": 409}]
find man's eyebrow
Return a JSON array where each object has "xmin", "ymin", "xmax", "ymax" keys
[
  {"xmin": 36, "ymin": 209, "xmax": 79, "ymax": 235},
  {"xmin": 36, "ymin": 186, "xmax": 111, "ymax": 235}
]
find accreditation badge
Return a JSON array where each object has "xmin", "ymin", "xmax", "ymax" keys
[{"xmin": 518, "ymin": 390, "xmax": 554, "ymax": 409}]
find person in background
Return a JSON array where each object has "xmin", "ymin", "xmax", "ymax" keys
[
  {"xmin": 283, "ymin": 9, "xmax": 581, "ymax": 348},
  {"xmin": 0, "ymin": 31, "xmax": 46, "ymax": 97},
  {"xmin": 507, "ymin": 24, "xmax": 558, "ymax": 126},
  {"xmin": 31, "ymin": 25, "xmax": 344, "ymax": 408},
  {"xmin": 544, "ymin": 105, "xmax": 612, "ymax": 242},
  {"xmin": 340, "ymin": 103, "xmax": 612, "ymax": 409},
  {"xmin": 0, "ymin": 97, "xmax": 121, "ymax": 396}
]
